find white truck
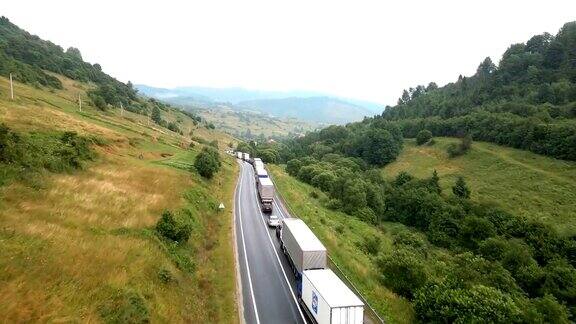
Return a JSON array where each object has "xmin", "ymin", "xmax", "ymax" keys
[
  {"xmin": 301, "ymin": 269, "xmax": 364, "ymax": 324},
  {"xmin": 255, "ymin": 165, "xmax": 269, "ymax": 179},
  {"xmin": 253, "ymin": 158, "xmax": 264, "ymax": 170},
  {"xmin": 236, "ymin": 152, "xmax": 242, "ymax": 159},
  {"xmin": 257, "ymin": 177, "xmax": 274, "ymax": 213},
  {"xmin": 242, "ymin": 152, "xmax": 250, "ymax": 161},
  {"xmin": 280, "ymin": 218, "xmax": 327, "ymax": 276}
]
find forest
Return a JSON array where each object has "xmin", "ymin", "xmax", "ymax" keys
[{"xmin": 383, "ymin": 21, "xmax": 576, "ymax": 161}]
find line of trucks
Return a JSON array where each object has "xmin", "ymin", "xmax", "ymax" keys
[{"xmin": 236, "ymin": 151, "xmax": 365, "ymax": 324}]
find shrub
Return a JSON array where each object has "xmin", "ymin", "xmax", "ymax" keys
[
  {"xmin": 155, "ymin": 210, "xmax": 192, "ymax": 243},
  {"xmin": 414, "ymin": 284, "xmax": 521, "ymax": 323},
  {"xmin": 98, "ymin": 289, "xmax": 150, "ymax": 324},
  {"xmin": 447, "ymin": 134, "xmax": 473, "ymax": 158},
  {"xmin": 452, "ymin": 176, "xmax": 471, "ymax": 199},
  {"xmin": 158, "ymin": 268, "xmax": 174, "ymax": 283},
  {"xmin": 393, "ymin": 230, "xmax": 426, "ymax": 249},
  {"xmin": 362, "ymin": 235, "xmax": 381, "ymax": 256},
  {"xmin": 416, "ymin": 129, "xmax": 433, "ymax": 145},
  {"xmin": 309, "ymin": 191, "xmax": 319, "ymax": 199},
  {"xmin": 377, "ymin": 249, "xmax": 428, "ymax": 299},
  {"xmin": 194, "ymin": 147, "xmax": 221, "ymax": 179}
]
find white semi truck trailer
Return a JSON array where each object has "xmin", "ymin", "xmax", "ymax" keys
[
  {"xmin": 302, "ymin": 269, "xmax": 364, "ymax": 324},
  {"xmin": 279, "ymin": 218, "xmax": 364, "ymax": 324}
]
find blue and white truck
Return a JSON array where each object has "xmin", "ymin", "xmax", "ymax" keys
[{"xmin": 279, "ymin": 218, "xmax": 364, "ymax": 324}]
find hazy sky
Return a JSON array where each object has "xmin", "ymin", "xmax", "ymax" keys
[{"xmin": 1, "ymin": 0, "xmax": 575, "ymax": 105}]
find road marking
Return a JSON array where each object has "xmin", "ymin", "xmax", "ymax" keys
[
  {"xmin": 237, "ymin": 162, "xmax": 261, "ymax": 324},
  {"xmin": 248, "ymin": 167, "xmax": 307, "ymax": 323}
]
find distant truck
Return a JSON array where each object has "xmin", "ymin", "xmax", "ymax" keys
[
  {"xmin": 236, "ymin": 152, "xmax": 242, "ymax": 159},
  {"xmin": 301, "ymin": 269, "xmax": 364, "ymax": 324},
  {"xmin": 280, "ymin": 218, "xmax": 327, "ymax": 277},
  {"xmin": 257, "ymin": 177, "xmax": 274, "ymax": 212},
  {"xmin": 243, "ymin": 152, "xmax": 250, "ymax": 161}
]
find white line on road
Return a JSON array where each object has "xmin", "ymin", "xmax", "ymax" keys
[
  {"xmin": 248, "ymin": 167, "xmax": 307, "ymax": 323},
  {"xmin": 237, "ymin": 162, "xmax": 261, "ymax": 324}
]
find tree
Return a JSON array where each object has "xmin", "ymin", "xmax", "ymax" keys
[
  {"xmin": 358, "ymin": 128, "xmax": 401, "ymax": 166},
  {"xmin": 452, "ymin": 176, "xmax": 471, "ymax": 199},
  {"xmin": 194, "ymin": 147, "xmax": 221, "ymax": 179},
  {"xmin": 151, "ymin": 106, "xmax": 162, "ymax": 124},
  {"xmin": 416, "ymin": 129, "xmax": 432, "ymax": 145}
]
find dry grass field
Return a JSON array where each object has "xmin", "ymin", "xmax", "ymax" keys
[{"xmin": 0, "ymin": 75, "xmax": 239, "ymax": 322}]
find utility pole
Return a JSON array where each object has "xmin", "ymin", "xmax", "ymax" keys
[
  {"xmin": 78, "ymin": 94, "xmax": 82, "ymax": 112},
  {"xmin": 9, "ymin": 73, "xmax": 14, "ymax": 100}
]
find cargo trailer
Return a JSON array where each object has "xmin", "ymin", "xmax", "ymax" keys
[
  {"xmin": 236, "ymin": 152, "xmax": 242, "ymax": 159},
  {"xmin": 257, "ymin": 177, "xmax": 274, "ymax": 212},
  {"xmin": 280, "ymin": 218, "xmax": 327, "ymax": 275},
  {"xmin": 301, "ymin": 269, "xmax": 364, "ymax": 324},
  {"xmin": 243, "ymin": 153, "xmax": 250, "ymax": 161},
  {"xmin": 255, "ymin": 166, "xmax": 269, "ymax": 179}
]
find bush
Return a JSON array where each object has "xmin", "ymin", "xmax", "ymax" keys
[
  {"xmin": 452, "ymin": 176, "xmax": 471, "ymax": 199},
  {"xmin": 98, "ymin": 289, "xmax": 150, "ymax": 324},
  {"xmin": 447, "ymin": 134, "xmax": 473, "ymax": 158},
  {"xmin": 194, "ymin": 147, "xmax": 221, "ymax": 179},
  {"xmin": 416, "ymin": 129, "xmax": 433, "ymax": 145},
  {"xmin": 158, "ymin": 268, "xmax": 174, "ymax": 283},
  {"xmin": 414, "ymin": 284, "xmax": 521, "ymax": 323},
  {"xmin": 377, "ymin": 249, "xmax": 428, "ymax": 299},
  {"xmin": 362, "ymin": 235, "xmax": 381, "ymax": 256},
  {"xmin": 155, "ymin": 210, "xmax": 192, "ymax": 243},
  {"xmin": 309, "ymin": 191, "xmax": 319, "ymax": 199}
]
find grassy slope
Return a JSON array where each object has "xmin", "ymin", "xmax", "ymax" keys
[
  {"xmin": 197, "ymin": 106, "xmax": 314, "ymax": 138},
  {"xmin": 383, "ymin": 138, "xmax": 576, "ymax": 236},
  {"xmin": 269, "ymin": 165, "xmax": 417, "ymax": 324},
  {"xmin": 0, "ymin": 75, "xmax": 238, "ymax": 322}
]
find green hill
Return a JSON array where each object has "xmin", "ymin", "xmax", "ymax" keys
[
  {"xmin": 382, "ymin": 21, "xmax": 576, "ymax": 161},
  {"xmin": 383, "ymin": 138, "xmax": 576, "ymax": 236},
  {"xmin": 0, "ymin": 18, "xmax": 238, "ymax": 322}
]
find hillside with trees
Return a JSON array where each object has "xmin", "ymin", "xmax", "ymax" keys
[
  {"xmin": 267, "ymin": 21, "xmax": 576, "ymax": 323},
  {"xmin": 382, "ymin": 21, "xmax": 576, "ymax": 161}
]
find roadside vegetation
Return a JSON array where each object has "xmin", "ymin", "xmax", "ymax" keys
[
  {"xmin": 0, "ymin": 65, "xmax": 238, "ymax": 321},
  {"xmin": 272, "ymin": 123, "xmax": 575, "ymax": 322}
]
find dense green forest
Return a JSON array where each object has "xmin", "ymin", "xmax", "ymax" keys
[
  {"xmin": 248, "ymin": 21, "xmax": 576, "ymax": 323},
  {"xmin": 383, "ymin": 21, "xmax": 576, "ymax": 161}
]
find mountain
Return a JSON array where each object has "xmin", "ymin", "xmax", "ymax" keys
[
  {"xmin": 136, "ymin": 84, "xmax": 380, "ymax": 124},
  {"xmin": 237, "ymin": 96, "xmax": 373, "ymax": 124}
]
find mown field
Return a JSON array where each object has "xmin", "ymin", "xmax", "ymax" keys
[
  {"xmin": 269, "ymin": 165, "xmax": 421, "ymax": 324},
  {"xmin": 383, "ymin": 138, "xmax": 576, "ymax": 236},
  {"xmin": 0, "ymin": 75, "xmax": 239, "ymax": 322}
]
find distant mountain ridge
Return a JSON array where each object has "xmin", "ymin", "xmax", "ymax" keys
[
  {"xmin": 136, "ymin": 84, "xmax": 382, "ymax": 124},
  {"xmin": 237, "ymin": 96, "xmax": 373, "ymax": 124}
]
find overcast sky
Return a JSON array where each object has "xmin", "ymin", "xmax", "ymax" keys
[{"xmin": 1, "ymin": 0, "xmax": 575, "ymax": 105}]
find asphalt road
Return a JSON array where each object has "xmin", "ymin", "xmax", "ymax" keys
[{"xmin": 235, "ymin": 160, "xmax": 307, "ymax": 324}]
